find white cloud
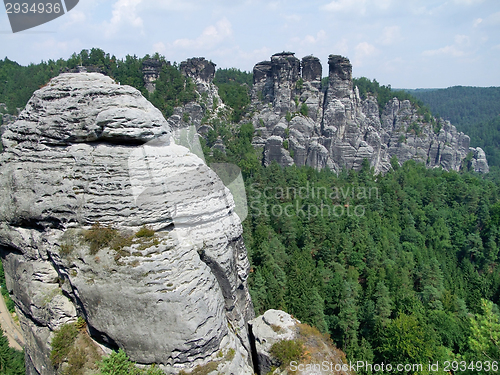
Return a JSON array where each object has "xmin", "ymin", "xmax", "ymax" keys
[
  {"xmin": 33, "ymin": 37, "xmax": 71, "ymax": 55},
  {"xmin": 142, "ymin": 0, "xmax": 197, "ymax": 12},
  {"xmin": 454, "ymin": 34, "xmax": 470, "ymax": 46},
  {"xmin": 104, "ymin": 0, "xmax": 144, "ymax": 38},
  {"xmin": 152, "ymin": 42, "xmax": 166, "ymax": 55},
  {"xmin": 355, "ymin": 42, "xmax": 377, "ymax": 56},
  {"xmin": 483, "ymin": 11, "xmax": 500, "ymax": 26},
  {"xmin": 172, "ymin": 18, "xmax": 233, "ymax": 50},
  {"xmin": 61, "ymin": 10, "xmax": 86, "ymax": 29},
  {"xmin": 334, "ymin": 38, "xmax": 349, "ymax": 55},
  {"xmin": 290, "ymin": 30, "xmax": 327, "ymax": 46},
  {"xmin": 422, "ymin": 34, "xmax": 471, "ymax": 57},
  {"xmin": 453, "ymin": 0, "xmax": 484, "ymax": 5},
  {"xmin": 473, "ymin": 18, "xmax": 483, "ymax": 27},
  {"xmin": 380, "ymin": 26, "xmax": 402, "ymax": 45},
  {"xmin": 321, "ymin": 0, "xmax": 367, "ymax": 14},
  {"xmin": 282, "ymin": 14, "xmax": 302, "ymax": 23},
  {"xmin": 422, "ymin": 45, "xmax": 465, "ymax": 57},
  {"xmin": 321, "ymin": 0, "xmax": 392, "ymax": 14},
  {"xmin": 354, "ymin": 42, "xmax": 378, "ymax": 66}
]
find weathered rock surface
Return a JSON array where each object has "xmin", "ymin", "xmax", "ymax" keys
[
  {"xmin": 0, "ymin": 73, "xmax": 254, "ymax": 374},
  {"xmin": 249, "ymin": 310, "xmax": 351, "ymax": 375},
  {"xmin": 250, "ymin": 52, "xmax": 489, "ymax": 173},
  {"xmin": 142, "ymin": 58, "xmax": 164, "ymax": 93},
  {"xmin": 167, "ymin": 57, "xmax": 230, "ymax": 134},
  {"xmin": 249, "ymin": 309, "xmax": 299, "ymax": 374}
]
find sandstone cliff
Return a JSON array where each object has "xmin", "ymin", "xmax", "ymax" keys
[
  {"xmin": 248, "ymin": 52, "xmax": 488, "ymax": 173},
  {"xmin": 0, "ymin": 73, "xmax": 254, "ymax": 374}
]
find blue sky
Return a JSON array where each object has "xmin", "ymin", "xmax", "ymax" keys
[{"xmin": 1, "ymin": 0, "xmax": 499, "ymax": 88}]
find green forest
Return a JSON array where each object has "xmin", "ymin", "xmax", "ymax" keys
[
  {"xmin": 205, "ymin": 118, "xmax": 500, "ymax": 373},
  {"xmin": 1, "ymin": 50, "xmax": 500, "ymax": 374},
  {"xmin": 0, "ymin": 265, "xmax": 24, "ymax": 375}
]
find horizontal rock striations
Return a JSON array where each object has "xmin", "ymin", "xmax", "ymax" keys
[
  {"xmin": 250, "ymin": 52, "xmax": 489, "ymax": 173},
  {"xmin": 0, "ymin": 73, "xmax": 254, "ymax": 375}
]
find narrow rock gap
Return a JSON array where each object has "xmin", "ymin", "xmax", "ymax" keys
[{"xmin": 247, "ymin": 322, "xmax": 260, "ymax": 375}]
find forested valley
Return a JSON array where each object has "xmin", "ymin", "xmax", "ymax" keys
[{"xmin": 0, "ymin": 49, "xmax": 499, "ymax": 374}]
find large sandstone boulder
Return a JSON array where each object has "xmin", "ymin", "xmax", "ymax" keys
[{"xmin": 0, "ymin": 73, "xmax": 254, "ymax": 375}]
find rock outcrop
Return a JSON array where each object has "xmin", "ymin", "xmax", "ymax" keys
[
  {"xmin": 165, "ymin": 57, "xmax": 230, "ymax": 142},
  {"xmin": 142, "ymin": 58, "xmax": 164, "ymax": 93},
  {"xmin": 250, "ymin": 52, "xmax": 489, "ymax": 173},
  {"xmin": 249, "ymin": 310, "xmax": 350, "ymax": 375},
  {"xmin": 0, "ymin": 73, "xmax": 254, "ymax": 374}
]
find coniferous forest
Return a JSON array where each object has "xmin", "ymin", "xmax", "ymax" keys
[{"xmin": 0, "ymin": 50, "xmax": 499, "ymax": 374}]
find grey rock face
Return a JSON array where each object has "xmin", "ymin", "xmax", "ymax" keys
[
  {"xmin": 248, "ymin": 310, "xmax": 300, "ymax": 375},
  {"xmin": 250, "ymin": 53, "xmax": 489, "ymax": 173},
  {"xmin": 0, "ymin": 73, "xmax": 254, "ymax": 374},
  {"xmin": 142, "ymin": 58, "xmax": 164, "ymax": 93},
  {"xmin": 167, "ymin": 58, "xmax": 230, "ymax": 133},
  {"xmin": 301, "ymin": 56, "xmax": 322, "ymax": 82},
  {"xmin": 180, "ymin": 57, "xmax": 216, "ymax": 84}
]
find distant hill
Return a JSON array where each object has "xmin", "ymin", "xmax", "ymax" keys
[{"xmin": 407, "ymin": 86, "xmax": 500, "ymax": 167}]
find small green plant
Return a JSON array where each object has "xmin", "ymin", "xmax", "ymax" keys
[
  {"xmin": 408, "ymin": 121, "xmax": 422, "ymax": 136},
  {"xmin": 65, "ymin": 347, "xmax": 87, "ymax": 375},
  {"xmin": 269, "ymin": 339, "xmax": 305, "ymax": 369},
  {"xmin": 282, "ymin": 140, "xmax": 289, "ymax": 150},
  {"xmin": 398, "ymin": 134, "xmax": 406, "ymax": 144},
  {"xmin": 110, "ymin": 234, "xmax": 133, "ymax": 252},
  {"xmin": 75, "ymin": 317, "xmax": 87, "ymax": 331},
  {"xmin": 225, "ymin": 348, "xmax": 235, "ymax": 362},
  {"xmin": 270, "ymin": 324, "xmax": 285, "ymax": 334},
  {"xmin": 82, "ymin": 223, "xmax": 118, "ymax": 255},
  {"xmin": 50, "ymin": 323, "xmax": 79, "ymax": 366},
  {"xmin": 286, "ymin": 111, "xmax": 292, "ymax": 122},
  {"xmin": 135, "ymin": 226, "xmax": 155, "ymax": 238},
  {"xmin": 42, "ymin": 288, "xmax": 61, "ymax": 306},
  {"xmin": 182, "ymin": 112, "xmax": 190, "ymax": 122},
  {"xmin": 300, "ymin": 103, "xmax": 308, "ymax": 117},
  {"xmin": 433, "ymin": 119, "xmax": 442, "ymax": 134},
  {"xmin": 296, "ymin": 78, "xmax": 304, "ymax": 90}
]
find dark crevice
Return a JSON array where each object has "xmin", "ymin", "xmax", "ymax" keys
[
  {"xmin": 197, "ymin": 247, "xmax": 232, "ymax": 304},
  {"xmin": 248, "ymin": 322, "xmax": 260, "ymax": 375},
  {"xmin": 435, "ymin": 143, "xmax": 441, "ymax": 165},
  {"xmin": 87, "ymin": 324, "xmax": 120, "ymax": 351},
  {"xmin": 0, "ymin": 244, "xmax": 23, "ymax": 257},
  {"xmin": 83, "ymin": 137, "xmax": 149, "ymax": 146},
  {"xmin": 9, "ymin": 217, "xmax": 63, "ymax": 231}
]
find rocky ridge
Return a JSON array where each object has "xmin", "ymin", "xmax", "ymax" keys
[
  {"xmin": 168, "ymin": 57, "xmax": 231, "ymax": 138},
  {"xmin": 248, "ymin": 52, "xmax": 488, "ymax": 173},
  {"xmin": 0, "ymin": 73, "xmax": 254, "ymax": 375}
]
